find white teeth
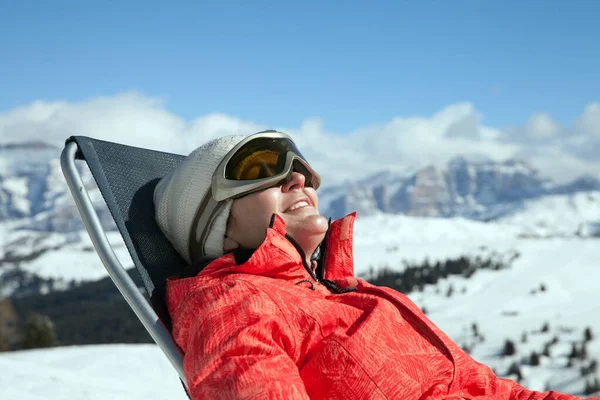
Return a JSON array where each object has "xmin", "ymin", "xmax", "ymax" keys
[{"xmin": 288, "ymin": 201, "xmax": 309, "ymax": 211}]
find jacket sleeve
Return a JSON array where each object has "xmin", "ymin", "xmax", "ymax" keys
[{"xmin": 171, "ymin": 279, "xmax": 309, "ymax": 400}]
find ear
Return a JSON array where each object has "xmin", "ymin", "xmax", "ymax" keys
[{"xmin": 223, "ymin": 236, "xmax": 240, "ymax": 253}]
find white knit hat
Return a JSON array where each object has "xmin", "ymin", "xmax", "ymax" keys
[{"xmin": 154, "ymin": 135, "xmax": 247, "ymax": 264}]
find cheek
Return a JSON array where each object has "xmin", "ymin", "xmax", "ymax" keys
[
  {"xmin": 231, "ymin": 191, "xmax": 282, "ymax": 248},
  {"xmin": 307, "ymin": 188, "xmax": 319, "ymax": 209},
  {"xmin": 255, "ymin": 189, "xmax": 282, "ymax": 216},
  {"xmin": 231, "ymin": 190, "xmax": 281, "ymax": 233}
]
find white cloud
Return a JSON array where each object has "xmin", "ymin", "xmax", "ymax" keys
[
  {"xmin": 1, "ymin": 92, "xmax": 598, "ymax": 186},
  {"xmin": 0, "ymin": 92, "xmax": 264, "ymax": 155},
  {"xmin": 525, "ymin": 113, "xmax": 561, "ymax": 139},
  {"xmin": 524, "ymin": 147, "xmax": 600, "ymax": 183},
  {"xmin": 575, "ymin": 103, "xmax": 600, "ymax": 137}
]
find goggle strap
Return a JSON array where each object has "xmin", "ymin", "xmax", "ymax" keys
[{"xmin": 188, "ymin": 191, "xmax": 223, "ymax": 264}]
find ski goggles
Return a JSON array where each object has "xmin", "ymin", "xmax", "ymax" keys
[{"xmin": 188, "ymin": 130, "xmax": 321, "ymax": 263}]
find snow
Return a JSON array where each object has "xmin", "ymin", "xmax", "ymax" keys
[
  {"xmin": 0, "ymin": 345, "xmax": 188, "ymax": 400},
  {"xmin": 471, "ymin": 159, "xmax": 538, "ymax": 177},
  {"xmin": 0, "ymin": 222, "xmax": 132, "ymax": 283},
  {"xmin": 2, "ymin": 176, "xmax": 31, "ymax": 215},
  {"xmin": 497, "ymin": 191, "xmax": 600, "ymax": 237},
  {"xmin": 43, "ymin": 159, "xmax": 68, "ymax": 209},
  {"xmin": 0, "ymin": 219, "xmax": 23, "ymax": 258},
  {"xmin": 353, "ymin": 213, "xmax": 521, "ymax": 271},
  {"xmin": 356, "ymin": 169, "xmax": 411, "ymax": 188},
  {"xmin": 0, "ymin": 157, "xmax": 9, "ymax": 176},
  {"xmin": 2, "ymin": 188, "xmax": 600, "ymax": 397},
  {"xmin": 18, "ymin": 230, "xmax": 132, "ymax": 282},
  {"xmin": 3, "ymin": 228, "xmax": 600, "ymax": 397}
]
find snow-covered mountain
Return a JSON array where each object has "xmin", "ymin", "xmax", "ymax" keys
[
  {"xmin": 1, "ymin": 140, "xmax": 599, "ymax": 297},
  {"xmin": 1, "ymin": 140, "xmax": 599, "ymax": 234},
  {"xmin": 2, "ymin": 141, "xmax": 599, "ymax": 233},
  {"xmin": 0, "ymin": 142, "xmax": 115, "ymax": 232},
  {"xmin": 1, "ymin": 140, "xmax": 600, "ymax": 397},
  {"xmin": 321, "ymin": 156, "xmax": 600, "ymax": 221},
  {"xmin": 0, "ymin": 142, "xmax": 60, "ymax": 219}
]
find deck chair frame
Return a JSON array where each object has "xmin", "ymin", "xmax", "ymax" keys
[{"xmin": 60, "ymin": 140, "xmax": 187, "ymax": 387}]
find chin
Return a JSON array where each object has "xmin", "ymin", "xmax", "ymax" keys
[{"xmin": 288, "ymin": 214, "xmax": 328, "ymax": 234}]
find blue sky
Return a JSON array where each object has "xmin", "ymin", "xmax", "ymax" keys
[{"xmin": 1, "ymin": 0, "xmax": 599, "ymax": 133}]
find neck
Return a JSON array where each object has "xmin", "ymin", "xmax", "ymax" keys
[{"xmin": 296, "ymin": 235, "xmax": 324, "ymax": 267}]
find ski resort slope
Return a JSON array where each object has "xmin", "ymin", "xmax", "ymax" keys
[
  {"xmin": 0, "ymin": 345, "xmax": 188, "ymax": 400},
  {"xmin": 2, "ymin": 233, "xmax": 599, "ymax": 398},
  {"xmin": 1, "ymin": 195, "xmax": 599, "ymax": 398}
]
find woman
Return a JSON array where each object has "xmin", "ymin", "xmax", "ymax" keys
[{"xmin": 154, "ymin": 130, "xmax": 594, "ymax": 399}]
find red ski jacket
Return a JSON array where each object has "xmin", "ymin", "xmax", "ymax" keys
[{"xmin": 166, "ymin": 213, "xmax": 594, "ymax": 400}]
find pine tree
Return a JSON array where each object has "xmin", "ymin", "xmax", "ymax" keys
[
  {"xmin": 506, "ymin": 362, "xmax": 522, "ymax": 382},
  {"xmin": 581, "ymin": 343, "xmax": 589, "ymax": 360},
  {"xmin": 0, "ymin": 305, "xmax": 9, "ymax": 352},
  {"xmin": 541, "ymin": 322, "xmax": 550, "ymax": 333},
  {"xmin": 530, "ymin": 351, "xmax": 540, "ymax": 366},
  {"xmin": 461, "ymin": 343, "xmax": 472, "ymax": 355},
  {"xmin": 23, "ymin": 312, "xmax": 57, "ymax": 349},
  {"xmin": 472, "ymin": 323, "xmax": 479, "ymax": 337},
  {"xmin": 569, "ymin": 343, "xmax": 579, "ymax": 359},
  {"xmin": 584, "ymin": 378, "xmax": 600, "ymax": 395},
  {"xmin": 584, "ymin": 379, "xmax": 593, "ymax": 395},
  {"xmin": 585, "ymin": 327, "xmax": 594, "ymax": 342},
  {"xmin": 542, "ymin": 343, "xmax": 551, "ymax": 357},
  {"xmin": 591, "ymin": 359, "xmax": 598, "ymax": 374},
  {"xmin": 581, "ymin": 360, "xmax": 598, "ymax": 376},
  {"xmin": 0, "ymin": 331, "xmax": 8, "ymax": 352},
  {"xmin": 502, "ymin": 339, "xmax": 517, "ymax": 356}
]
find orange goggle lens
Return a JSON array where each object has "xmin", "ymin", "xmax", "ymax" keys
[{"xmin": 225, "ymin": 137, "xmax": 316, "ymax": 185}]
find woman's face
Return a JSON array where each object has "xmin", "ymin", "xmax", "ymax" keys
[{"xmin": 225, "ymin": 171, "xmax": 329, "ymax": 257}]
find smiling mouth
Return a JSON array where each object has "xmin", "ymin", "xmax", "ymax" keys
[{"xmin": 285, "ymin": 200, "xmax": 312, "ymax": 212}]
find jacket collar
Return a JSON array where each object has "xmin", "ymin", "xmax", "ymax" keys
[
  {"xmin": 199, "ymin": 212, "xmax": 357, "ymax": 281},
  {"xmin": 320, "ymin": 212, "xmax": 357, "ymax": 281}
]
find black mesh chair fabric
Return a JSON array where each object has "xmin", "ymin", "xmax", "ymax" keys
[{"xmin": 66, "ymin": 136, "xmax": 187, "ymax": 323}]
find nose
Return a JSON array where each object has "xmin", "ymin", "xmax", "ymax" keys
[{"xmin": 281, "ymin": 171, "xmax": 306, "ymax": 192}]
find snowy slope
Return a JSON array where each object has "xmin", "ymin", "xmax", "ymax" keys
[
  {"xmin": 0, "ymin": 222, "xmax": 133, "ymax": 297},
  {"xmin": 2, "ymin": 188, "xmax": 600, "ymax": 397},
  {"xmin": 3, "ymin": 190, "xmax": 596, "ymax": 292},
  {"xmin": 0, "ymin": 345, "xmax": 188, "ymax": 400},
  {"xmin": 411, "ymin": 239, "xmax": 600, "ymax": 394},
  {"xmin": 497, "ymin": 191, "xmax": 600, "ymax": 237},
  {"xmin": 3, "ymin": 228, "xmax": 132, "ymax": 282},
  {"xmin": 353, "ymin": 213, "xmax": 520, "ymax": 272},
  {"xmin": 2, "ymin": 232, "xmax": 599, "ymax": 398}
]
